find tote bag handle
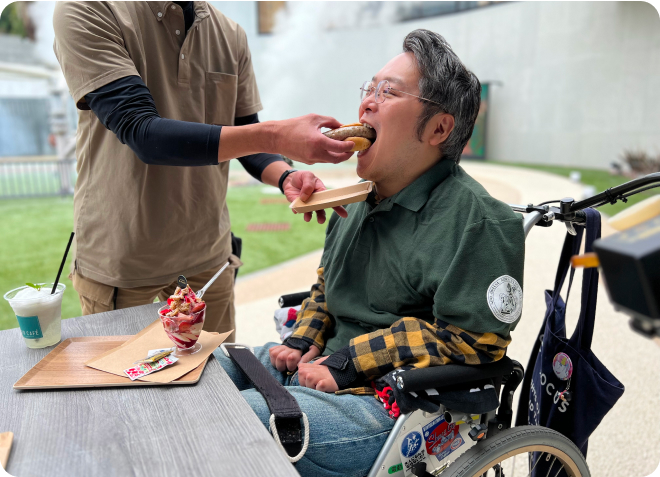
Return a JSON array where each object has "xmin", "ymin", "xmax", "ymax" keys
[
  {"xmin": 515, "ymin": 225, "xmax": 583, "ymax": 426},
  {"xmin": 571, "ymin": 208, "xmax": 601, "ymax": 351},
  {"xmin": 549, "ymin": 225, "xmax": 584, "ymax": 310}
]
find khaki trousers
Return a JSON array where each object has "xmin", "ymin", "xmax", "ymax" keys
[{"xmin": 70, "ymin": 256, "xmax": 241, "ymax": 342}]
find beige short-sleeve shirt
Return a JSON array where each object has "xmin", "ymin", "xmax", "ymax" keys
[{"xmin": 53, "ymin": 1, "xmax": 262, "ymax": 287}]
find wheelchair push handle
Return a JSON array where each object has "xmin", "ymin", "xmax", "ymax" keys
[
  {"xmin": 571, "ymin": 171, "xmax": 660, "ymax": 212},
  {"xmin": 511, "ymin": 171, "xmax": 660, "ymax": 232}
]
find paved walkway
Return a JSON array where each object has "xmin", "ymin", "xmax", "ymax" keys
[{"xmin": 233, "ymin": 160, "xmax": 659, "ymax": 476}]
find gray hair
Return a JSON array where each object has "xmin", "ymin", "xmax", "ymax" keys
[{"xmin": 403, "ymin": 29, "xmax": 481, "ymax": 164}]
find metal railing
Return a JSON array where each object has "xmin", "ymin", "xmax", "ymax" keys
[{"xmin": 0, "ymin": 158, "xmax": 76, "ymax": 199}]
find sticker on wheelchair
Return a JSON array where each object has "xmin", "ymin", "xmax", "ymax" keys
[
  {"xmin": 422, "ymin": 415, "xmax": 465, "ymax": 462},
  {"xmin": 397, "ymin": 425, "xmax": 435, "ymax": 476}
]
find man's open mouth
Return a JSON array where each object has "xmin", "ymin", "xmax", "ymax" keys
[{"xmin": 362, "ymin": 123, "xmax": 377, "ymax": 145}]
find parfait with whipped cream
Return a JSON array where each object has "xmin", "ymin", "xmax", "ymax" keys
[{"xmin": 158, "ymin": 285, "xmax": 205, "ymax": 356}]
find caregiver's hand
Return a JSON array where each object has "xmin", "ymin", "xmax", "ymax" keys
[
  {"xmin": 220, "ymin": 114, "xmax": 354, "ymax": 164},
  {"xmin": 272, "ymin": 114, "xmax": 355, "ymax": 165},
  {"xmin": 282, "ymin": 171, "xmax": 348, "ymax": 224}
]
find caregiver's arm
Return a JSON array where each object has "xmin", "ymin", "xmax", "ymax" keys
[{"xmin": 84, "ymin": 75, "xmax": 354, "ymax": 167}]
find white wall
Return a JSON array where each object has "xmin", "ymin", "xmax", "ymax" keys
[
  {"xmin": 220, "ymin": 1, "xmax": 660, "ymax": 169},
  {"xmin": 439, "ymin": 1, "xmax": 660, "ymax": 168},
  {"xmin": 0, "ymin": 73, "xmax": 51, "ymax": 98}
]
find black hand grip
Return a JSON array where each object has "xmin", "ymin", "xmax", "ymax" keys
[
  {"xmin": 278, "ymin": 291, "xmax": 311, "ymax": 308},
  {"xmin": 570, "ymin": 172, "xmax": 660, "ymax": 211}
]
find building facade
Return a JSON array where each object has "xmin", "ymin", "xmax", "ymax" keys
[{"xmin": 211, "ymin": 1, "xmax": 660, "ymax": 169}]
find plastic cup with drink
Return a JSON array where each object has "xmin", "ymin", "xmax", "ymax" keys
[
  {"xmin": 4, "ymin": 283, "xmax": 66, "ymax": 349},
  {"xmin": 4, "ymin": 232, "xmax": 75, "ymax": 349}
]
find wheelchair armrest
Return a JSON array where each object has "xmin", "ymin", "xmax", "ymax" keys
[
  {"xmin": 278, "ymin": 291, "xmax": 311, "ymax": 308},
  {"xmin": 396, "ymin": 357, "xmax": 515, "ymax": 393}
]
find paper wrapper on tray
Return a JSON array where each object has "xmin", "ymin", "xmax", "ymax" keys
[{"xmin": 85, "ymin": 320, "xmax": 231, "ymax": 383}]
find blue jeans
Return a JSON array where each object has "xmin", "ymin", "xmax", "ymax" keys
[{"xmin": 213, "ymin": 342, "xmax": 395, "ymax": 477}]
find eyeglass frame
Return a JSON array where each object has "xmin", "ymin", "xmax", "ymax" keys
[{"xmin": 360, "ymin": 80, "xmax": 443, "ymax": 107}]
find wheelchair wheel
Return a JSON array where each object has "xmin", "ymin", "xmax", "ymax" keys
[{"xmin": 441, "ymin": 426, "xmax": 589, "ymax": 477}]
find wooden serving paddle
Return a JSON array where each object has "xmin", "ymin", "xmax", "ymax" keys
[{"xmin": 0, "ymin": 431, "xmax": 13, "ymax": 469}]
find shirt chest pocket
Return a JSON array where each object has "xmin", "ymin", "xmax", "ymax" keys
[{"xmin": 205, "ymin": 72, "xmax": 238, "ymax": 126}]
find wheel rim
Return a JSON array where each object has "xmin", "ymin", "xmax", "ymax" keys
[{"xmin": 468, "ymin": 444, "xmax": 582, "ymax": 477}]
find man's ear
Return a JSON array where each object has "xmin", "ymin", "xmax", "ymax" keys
[{"xmin": 427, "ymin": 113, "xmax": 455, "ymax": 147}]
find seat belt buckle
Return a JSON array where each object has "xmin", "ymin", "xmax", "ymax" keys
[{"xmin": 221, "ymin": 343, "xmax": 254, "ymax": 358}]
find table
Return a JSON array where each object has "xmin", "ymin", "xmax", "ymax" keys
[{"xmin": 0, "ymin": 303, "xmax": 299, "ymax": 477}]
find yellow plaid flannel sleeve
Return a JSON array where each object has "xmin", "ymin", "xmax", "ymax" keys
[
  {"xmin": 289, "ymin": 267, "xmax": 334, "ymax": 351},
  {"xmin": 349, "ymin": 317, "xmax": 511, "ymax": 381}
]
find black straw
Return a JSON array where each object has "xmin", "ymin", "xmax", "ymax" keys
[{"xmin": 52, "ymin": 232, "xmax": 75, "ymax": 295}]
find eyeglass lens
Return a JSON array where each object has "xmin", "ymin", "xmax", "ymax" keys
[
  {"xmin": 360, "ymin": 80, "xmax": 389, "ymax": 104},
  {"xmin": 360, "ymin": 81, "xmax": 371, "ymax": 102}
]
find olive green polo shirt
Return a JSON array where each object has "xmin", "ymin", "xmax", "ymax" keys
[
  {"xmin": 320, "ymin": 160, "xmax": 525, "ymax": 355},
  {"xmin": 53, "ymin": 1, "xmax": 262, "ymax": 287}
]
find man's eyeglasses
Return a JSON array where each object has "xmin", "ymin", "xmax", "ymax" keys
[{"xmin": 360, "ymin": 80, "xmax": 442, "ymax": 106}]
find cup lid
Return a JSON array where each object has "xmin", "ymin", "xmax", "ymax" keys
[{"xmin": 4, "ymin": 283, "xmax": 66, "ymax": 302}]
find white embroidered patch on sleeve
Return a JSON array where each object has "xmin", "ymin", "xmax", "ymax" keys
[{"xmin": 486, "ymin": 275, "xmax": 523, "ymax": 324}]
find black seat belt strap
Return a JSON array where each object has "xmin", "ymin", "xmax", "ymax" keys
[{"xmin": 222, "ymin": 344, "xmax": 309, "ymax": 462}]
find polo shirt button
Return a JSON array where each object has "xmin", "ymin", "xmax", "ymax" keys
[
  {"xmin": 369, "ymin": 217, "xmax": 375, "ymax": 223},
  {"xmin": 175, "ymin": 30, "xmax": 180, "ymax": 35},
  {"xmin": 157, "ymin": 11, "xmax": 163, "ymax": 17},
  {"xmin": 181, "ymin": 54, "xmax": 185, "ymax": 59}
]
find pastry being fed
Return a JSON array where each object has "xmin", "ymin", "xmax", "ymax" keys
[{"xmin": 323, "ymin": 123, "xmax": 376, "ymax": 152}]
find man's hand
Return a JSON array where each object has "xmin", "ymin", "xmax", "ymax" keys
[
  {"xmin": 271, "ymin": 114, "xmax": 355, "ymax": 165},
  {"xmin": 269, "ymin": 344, "xmax": 321, "ymax": 372},
  {"xmin": 298, "ymin": 357, "xmax": 339, "ymax": 393},
  {"xmin": 283, "ymin": 170, "xmax": 348, "ymax": 224}
]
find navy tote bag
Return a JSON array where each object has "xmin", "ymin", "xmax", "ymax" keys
[{"xmin": 516, "ymin": 208, "xmax": 624, "ymax": 475}]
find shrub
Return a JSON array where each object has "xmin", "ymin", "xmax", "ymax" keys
[{"xmin": 620, "ymin": 150, "xmax": 660, "ymax": 176}]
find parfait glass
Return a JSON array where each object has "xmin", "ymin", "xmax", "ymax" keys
[{"xmin": 158, "ymin": 303, "xmax": 206, "ymax": 356}]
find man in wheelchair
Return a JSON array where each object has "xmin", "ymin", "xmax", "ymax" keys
[{"xmin": 214, "ymin": 29, "xmax": 524, "ymax": 476}]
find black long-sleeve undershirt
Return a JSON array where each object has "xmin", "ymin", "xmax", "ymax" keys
[
  {"xmin": 234, "ymin": 115, "xmax": 285, "ymax": 181},
  {"xmin": 84, "ymin": 75, "xmax": 284, "ymax": 180}
]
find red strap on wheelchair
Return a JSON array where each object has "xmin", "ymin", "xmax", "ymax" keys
[{"xmin": 372, "ymin": 383, "xmax": 401, "ymax": 419}]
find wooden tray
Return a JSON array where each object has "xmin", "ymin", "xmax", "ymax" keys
[
  {"xmin": 14, "ymin": 336, "xmax": 208, "ymax": 390},
  {"xmin": 289, "ymin": 181, "xmax": 373, "ymax": 213},
  {"xmin": 0, "ymin": 432, "xmax": 12, "ymax": 470}
]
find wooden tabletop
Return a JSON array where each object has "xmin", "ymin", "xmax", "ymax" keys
[{"xmin": 0, "ymin": 303, "xmax": 299, "ymax": 477}]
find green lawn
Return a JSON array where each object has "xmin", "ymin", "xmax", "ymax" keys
[
  {"xmin": 0, "ymin": 187, "xmax": 326, "ymax": 331},
  {"xmin": 227, "ymin": 187, "xmax": 326, "ymax": 275},
  {"xmin": 483, "ymin": 161, "xmax": 658, "ymax": 216},
  {"xmin": 0, "ymin": 197, "xmax": 78, "ymax": 331}
]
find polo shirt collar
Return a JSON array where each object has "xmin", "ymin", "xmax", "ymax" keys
[
  {"xmin": 390, "ymin": 159, "xmax": 456, "ymax": 212},
  {"xmin": 193, "ymin": 2, "xmax": 211, "ymax": 20},
  {"xmin": 148, "ymin": 2, "xmax": 210, "ymax": 22}
]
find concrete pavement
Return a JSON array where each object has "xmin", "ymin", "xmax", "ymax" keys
[{"xmin": 233, "ymin": 160, "xmax": 660, "ymax": 476}]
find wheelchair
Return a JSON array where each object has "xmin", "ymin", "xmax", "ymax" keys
[
  {"xmin": 275, "ymin": 203, "xmax": 587, "ymax": 477},
  {"xmin": 254, "ymin": 172, "xmax": 660, "ymax": 477}
]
